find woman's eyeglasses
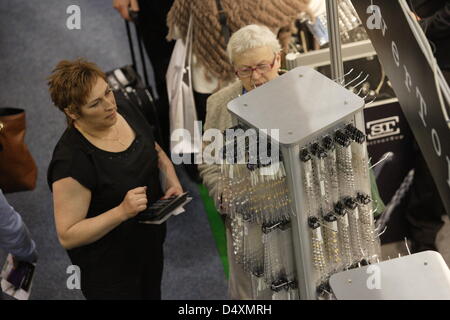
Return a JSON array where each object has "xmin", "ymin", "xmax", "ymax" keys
[{"xmin": 235, "ymin": 54, "xmax": 277, "ymax": 78}]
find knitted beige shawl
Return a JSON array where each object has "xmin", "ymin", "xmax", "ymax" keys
[{"xmin": 167, "ymin": 0, "xmax": 310, "ymax": 88}]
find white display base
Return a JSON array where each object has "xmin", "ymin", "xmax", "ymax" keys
[{"xmin": 330, "ymin": 251, "xmax": 450, "ymax": 300}]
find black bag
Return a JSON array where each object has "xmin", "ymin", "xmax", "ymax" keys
[{"xmin": 106, "ymin": 14, "xmax": 163, "ymax": 147}]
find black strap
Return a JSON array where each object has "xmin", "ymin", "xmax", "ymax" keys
[
  {"xmin": 124, "ymin": 10, "xmax": 150, "ymax": 88},
  {"xmin": 125, "ymin": 20, "xmax": 137, "ymax": 72},
  {"xmin": 215, "ymin": 0, "xmax": 230, "ymax": 44}
]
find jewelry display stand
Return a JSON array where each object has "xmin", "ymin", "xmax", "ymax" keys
[
  {"xmin": 224, "ymin": 66, "xmax": 379, "ymax": 299},
  {"xmin": 225, "ymin": 65, "xmax": 450, "ymax": 300}
]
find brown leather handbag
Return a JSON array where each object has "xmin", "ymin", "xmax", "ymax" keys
[{"xmin": 0, "ymin": 108, "xmax": 37, "ymax": 193}]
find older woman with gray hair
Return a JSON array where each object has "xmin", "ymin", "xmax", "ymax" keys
[{"xmin": 198, "ymin": 24, "xmax": 283, "ymax": 299}]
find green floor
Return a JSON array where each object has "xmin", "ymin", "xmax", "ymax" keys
[{"xmin": 198, "ymin": 184, "xmax": 229, "ymax": 279}]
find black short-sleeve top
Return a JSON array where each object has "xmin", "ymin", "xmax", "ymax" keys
[{"xmin": 47, "ymin": 95, "xmax": 165, "ymax": 286}]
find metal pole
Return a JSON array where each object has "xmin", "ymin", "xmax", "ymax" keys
[
  {"xmin": 281, "ymin": 146, "xmax": 317, "ymax": 300},
  {"xmin": 326, "ymin": 0, "xmax": 344, "ymax": 82}
]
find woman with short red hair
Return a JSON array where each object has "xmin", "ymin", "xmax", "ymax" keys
[{"xmin": 47, "ymin": 59, "xmax": 183, "ymax": 299}]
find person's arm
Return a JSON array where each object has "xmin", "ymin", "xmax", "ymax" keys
[
  {"xmin": 197, "ymin": 96, "xmax": 226, "ymax": 210},
  {"xmin": 112, "ymin": 0, "xmax": 139, "ymax": 21},
  {"xmin": 0, "ymin": 189, "xmax": 38, "ymax": 263},
  {"xmin": 52, "ymin": 177, "xmax": 147, "ymax": 250},
  {"xmin": 198, "ymin": 160, "xmax": 223, "ymax": 209},
  {"xmin": 155, "ymin": 143, "xmax": 184, "ymax": 199}
]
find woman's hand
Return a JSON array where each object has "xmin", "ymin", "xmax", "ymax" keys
[
  {"xmin": 113, "ymin": 0, "xmax": 139, "ymax": 21},
  {"xmin": 155, "ymin": 142, "xmax": 184, "ymax": 200},
  {"xmin": 162, "ymin": 185, "xmax": 184, "ymax": 199},
  {"xmin": 409, "ymin": 10, "xmax": 421, "ymax": 21},
  {"xmin": 118, "ymin": 186, "xmax": 148, "ymax": 220}
]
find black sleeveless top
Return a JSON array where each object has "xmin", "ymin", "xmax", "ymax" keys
[{"xmin": 47, "ymin": 95, "xmax": 165, "ymax": 289}]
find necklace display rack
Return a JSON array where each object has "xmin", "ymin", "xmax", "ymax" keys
[
  {"xmin": 222, "ymin": 66, "xmax": 450, "ymax": 300},
  {"xmin": 219, "ymin": 66, "xmax": 379, "ymax": 299}
]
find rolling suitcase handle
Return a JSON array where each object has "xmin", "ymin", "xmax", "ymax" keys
[
  {"xmin": 126, "ymin": 10, "xmax": 149, "ymax": 88},
  {"xmin": 105, "ymin": 9, "xmax": 164, "ymax": 147}
]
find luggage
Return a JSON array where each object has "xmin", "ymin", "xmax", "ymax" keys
[{"xmin": 105, "ymin": 15, "xmax": 163, "ymax": 147}]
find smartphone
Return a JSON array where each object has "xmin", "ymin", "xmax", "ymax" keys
[{"xmin": 6, "ymin": 261, "xmax": 35, "ymax": 292}]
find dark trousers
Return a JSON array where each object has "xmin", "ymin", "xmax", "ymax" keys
[
  {"xmin": 136, "ymin": 0, "xmax": 175, "ymax": 153},
  {"xmin": 405, "ymin": 144, "xmax": 445, "ymax": 252},
  {"xmin": 183, "ymin": 91, "xmax": 211, "ymax": 182},
  {"xmin": 80, "ymin": 224, "xmax": 167, "ymax": 300},
  {"xmin": 193, "ymin": 91, "xmax": 210, "ymax": 126},
  {"xmin": 81, "ymin": 258, "xmax": 164, "ymax": 300}
]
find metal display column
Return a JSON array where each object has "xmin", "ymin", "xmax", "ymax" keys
[
  {"xmin": 280, "ymin": 144, "xmax": 316, "ymax": 300},
  {"xmin": 326, "ymin": 0, "xmax": 345, "ymax": 81}
]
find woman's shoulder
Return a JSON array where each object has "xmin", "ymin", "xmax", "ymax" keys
[
  {"xmin": 50, "ymin": 128, "xmax": 92, "ymax": 162},
  {"xmin": 48, "ymin": 128, "xmax": 96, "ymax": 191},
  {"xmin": 207, "ymin": 81, "xmax": 242, "ymax": 111},
  {"xmin": 204, "ymin": 81, "xmax": 242, "ymax": 131},
  {"xmin": 114, "ymin": 92, "xmax": 151, "ymax": 134}
]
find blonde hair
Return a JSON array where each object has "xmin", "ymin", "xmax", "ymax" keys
[{"xmin": 227, "ymin": 24, "xmax": 281, "ymax": 63}]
